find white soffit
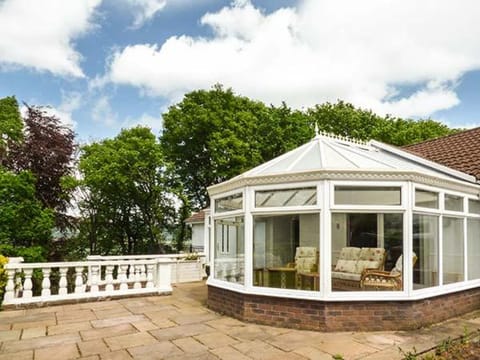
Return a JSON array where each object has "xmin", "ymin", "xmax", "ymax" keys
[{"xmin": 231, "ymin": 133, "xmax": 476, "ymax": 184}]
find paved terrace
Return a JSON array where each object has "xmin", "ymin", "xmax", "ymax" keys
[{"xmin": 1, "ymin": 282, "xmax": 480, "ymax": 360}]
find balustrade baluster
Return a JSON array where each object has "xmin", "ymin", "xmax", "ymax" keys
[
  {"xmin": 133, "ymin": 264, "xmax": 141, "ymax": 289},
  {"xmin": 140, "ymin": 264, "xmax": 147, "ymax": 282},
  {"xmin": 74, "ymin": 266, "xmax": 85, "ymax": 293},
  {"xmin": 105, "ymin": 265, "xmax": 114, "ymax": 291},
  {"xmin": 4, "ymin": 269, "xmax": 16, "ymax": 301},
  {"xmin": 119, "ymin": 264, "xmax": 129, "ymax": 291},
  {"xmin": 41, "ymin": 268, "xmax": 51, "ymax": 297},
  {"xmin": 90, "ymin": 265, "xmax": 99, "ymax": 293},
  {"xmin": 128, "ymin": 265, "xmax": 134, "ymax": 281},
  {"xmin": 146, "ymin": 264, "xmax": 154, "ymax": 288},
  {"xmin": 15, "ymin": 270, "xmax": 22, "ymax": 297},
  {"xmin": 23, "ymin": 269, "xmax": 33, "ymax": 298},
  {"xmin": 58, "ymin": 267, "xmax": 68, "ymax": 295}
]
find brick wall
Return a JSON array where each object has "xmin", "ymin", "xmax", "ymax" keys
[{"xmin": 207, "ymin": 285, "xmax": 480, "ymax": 331}]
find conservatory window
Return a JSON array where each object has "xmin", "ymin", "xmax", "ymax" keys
[
  {"xmin": 214, "ymin": 217, "xmax": 244, "ymax": 284},
  {"xmin": 468, "ymin": 218, "xmax": 480, "ymax": 280},
  {"xmin": 442, "ymin": 217, "xmax": 464, "ymax": 284},
  {"xmin": 253, "ymin": 213, "xmax": 319, "ymax": 290},
  {"xmin": 215, "ymin": 193, "xmax": 243, "ymax": 213},
  {"xmin": 331, "ymin": 213, "xmax": 403, "ymax": 291},
  {"xmin": 334, "ymin": 186, "xmax": 401, "ymax": 206},
  {"xmin": 469, "ymin": 199, "xmax": 480, "ymax": 214},
  {"xmin": 445, "ymin": 194, "xmax": 463, "ymax": 212},
  {"xmin": 255, "ymin": 187, "xmax": 317, "ymax": 208},
  {"xmin": 413, "ymin": 214, "xmax": 439, "ymax": 289},
  {"xmin": 415, "ymin": 189, "xmax": 438, "ymax": 209}
]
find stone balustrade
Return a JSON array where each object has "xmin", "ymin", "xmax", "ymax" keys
[
  {"xmin": 87, "ymin": 253, "xmax": 207, "ymax": 283},
  {"xmin": 2, "ymin": 258, "xmax": 173, "ymax": 307}
]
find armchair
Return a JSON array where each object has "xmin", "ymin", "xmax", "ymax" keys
[
  {"xmin": 360, "ymin": 253, "xmax": 418, "ymax": 291},
  {"xmin": 294, "ymin": 247, "xmax": 319, "ymax": 290}
]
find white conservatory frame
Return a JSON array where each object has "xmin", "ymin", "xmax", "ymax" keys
[{"xmin": 207, "ymin": 134, "xmax": 480, "ymax": 303}]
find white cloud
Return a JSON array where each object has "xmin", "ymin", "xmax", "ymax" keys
[
  {"xmin": 92, "ymin": 96, "xmax": 118, "ymax": 126},
  {"xmin": 48, "ymin": 91, "xmax": 83, "ymax": 128},
  {"xmin": 0, "ymin": 0, "xmax": 101, "ymax": 77},
  {"xmin": 122, "ymin": 113, "xmax": 163, "ymax": 132},
  {"xmin": 123, "ymin": 0, "xmax": 167, "ymax": 28},
  {"xmin": 20, "ymin": 92, "xmax": 81, "ymax": 129},
  {"xmin": 105, "ymin": 0, "xmax": 480, "ymax": 118},
  {"xmin": 112, "ymin": 0, "xmax": 216, "ymax": 29}
]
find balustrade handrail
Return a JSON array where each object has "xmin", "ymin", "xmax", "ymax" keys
[
  {"xmin": 4, "ymin": 258, "xmax": 174, "ymax": 270},
  {"xmin": 86, "ymin": 253, "xmax": 205, "ymax": 261}
]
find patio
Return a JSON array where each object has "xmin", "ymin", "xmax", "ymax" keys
[{"xmin": 1, "ymin": 281, "xmax": 480, "ymax": 360}]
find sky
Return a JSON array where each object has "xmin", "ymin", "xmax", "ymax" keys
[{"xmin": 1, "ymin": 0, "xmax": 480, "ymax": 143}]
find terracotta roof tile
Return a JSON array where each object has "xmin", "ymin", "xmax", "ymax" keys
[
  {"xmin": 185, "ymin": 209, "xmax": 208, "ymax": 224},
  {"xmin": 404, "ymin": 127, "xmax": 480, "ymax": 180}
]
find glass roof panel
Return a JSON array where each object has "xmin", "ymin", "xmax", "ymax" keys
[{"xmin": 255, "ymin": 187, "xmax": 317, "ymax": 207}]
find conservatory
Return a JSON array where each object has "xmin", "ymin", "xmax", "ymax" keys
[{"xmin": 206, "ymin": 133, "xmax": 480, "ymax": 331}]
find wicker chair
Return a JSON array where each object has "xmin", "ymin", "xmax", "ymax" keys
[
  {"xmin": 360, "ymin": 253, "xmax": 418, "ymax": 291},
  {"xmin": 291, "ymin": 247, "xmax": 318, "ymax": 290}
]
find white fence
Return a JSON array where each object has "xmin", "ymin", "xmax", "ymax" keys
[{"xmin": 2, "ymin": 253, "xmax": 206, "ymax": 307}]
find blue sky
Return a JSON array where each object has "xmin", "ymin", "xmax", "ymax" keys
[{"xmin": 1, "ymin": 0, "xmax": 480, "ymax": 143}]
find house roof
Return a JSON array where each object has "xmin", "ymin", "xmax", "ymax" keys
[
  {"xmin": 185, "ymin": 209, "xmax": 208, "ymax": 224},
  {"xmin": 208, "ymin": 132, "xmax": 477, "ymax": 196},
  {"xmin": 404, "ymin": 127, "xmax": 480, "ymax": 180}
]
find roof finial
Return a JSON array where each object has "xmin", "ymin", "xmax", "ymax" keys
[{"xmin": 314, "ymin": 122, "xmax": 319, "ymax": 137}]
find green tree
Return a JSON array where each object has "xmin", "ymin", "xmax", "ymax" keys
[
  {"xmin": 0, "ymin": 169, "xmax": 54, "ymax": 248},
  {"xmin": 376, "ymin": 118, "xmax": 455, "ymax": 146},
  {"xmin": 6, "ymin": 105, "xmax": 76, "ymax": 229},
  {"xmin": 307, "ymin": 101, "xmax": 455, "ymax": 146},
  {"xmin": 161, "ymin": 85, "xmax": 313, "ymax": 209},
  {"xmin": 0, "ymin": 96, "xmax": 23, "ymax": 166},
  {"xmin": 79, "ymin": 127, "xmax": 177, "ymax": 255}
]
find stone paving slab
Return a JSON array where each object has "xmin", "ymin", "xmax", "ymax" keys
[
  {"xmin": 2, "ymin": 281, "xmax": 480, "ymax": 360},
  {"xmin": 100, "ymin": 350, "xmax": 132, "ymax": 360},
  {"xmin": 48, "ymin": 321, "xmax": 92, "ymax": 335},
  {"xmin": 21, "ymin": 326, "xmax": 46, "ymax": 339},
  {"xmin": 173, "ymin": 336, "xmax": 209, "ymax": 353},
  {"xmin": 35, "ymin": 343, "xmax": 79, "ymax": 360},
  {"xmin": 194, "ymin": 331, "xmax": 239, "ymax": 349},
  {"xmin": 104, "ymin": 331, "xmax": 158, "ymax": 351},
  {"xmin": 233, "ymin": 339, "xmax": 295, "ymax": 359},
  {"xmin": 292, "ymin": 346, "xmax": 333, "ymax": 360},
  {"xmin": 1, "ymin": 332, "xmax": 80, "ymax": 353},
  {"xmin": 0, "ymin": 349, "xmax": 33, "ymax": 360},
  {"xmin": 77, "ymin": 339, "xmax": 110, "ymax": 357},
  {"xmin": 127, "ymin": 341, "xmax": 184, "ymax": 359},
  {"xmin": 0, "ymin": 329, "xmax": 21, "ymax": 342}
]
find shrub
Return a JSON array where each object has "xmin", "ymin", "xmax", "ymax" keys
[
  {"xmin": 0, "ymin": 254, "xmax": 8, "ymax": 307},
  {"xmin": 0, "ymin": 244, "xmax": 46, "ymax": 262}
]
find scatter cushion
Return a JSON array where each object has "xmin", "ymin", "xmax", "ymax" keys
[
  {"xmin": 335, "ymin": 259, "xmax": 357, "ymax": 273},
  {"xmin": 296, "ymin": 247, "xmax": 317, "ymax": 258},
  {"xmin": 296, "ymin": 257, "xmax": 316, "ymax": 272},
  {"xmin": 338, "ymin": 247, "xmax": 361, "ymax": 261},
  {"xmin": 358, "ymin": 248, "xmax": 385, "ymax": 262},
  {"xmin": 355, "ymin": 260, "xmax": 380, "ymax": 274}
]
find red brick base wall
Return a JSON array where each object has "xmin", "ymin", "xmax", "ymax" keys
[{"xmin": 207, "ymin": 285, "xmax": 480, "ymax": 331}]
